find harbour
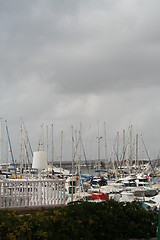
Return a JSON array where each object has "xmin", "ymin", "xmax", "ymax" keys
[
  {"xmin": 1, "ymin": 152, "xmax": 160, "ymax": 211},
  {"xmin": 0, "ymin": 120, "xmax": 160, "ymax": 239},
  {"xmin": 1, "ymin": 0, "xmax": 160, "ymax": 238}
]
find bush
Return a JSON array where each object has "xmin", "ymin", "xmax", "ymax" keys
[{"xmin": 0, "ymin": 201, "xmax": 158, "ymax": 240}]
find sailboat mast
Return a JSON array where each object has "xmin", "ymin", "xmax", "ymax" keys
[
  {"xmin": 5, "ymin": 120, "xmax": 8, "ymax": 164},
  {"xmin": 71, "ymin": 125, "xmax": 74, "ymax": 202},
  {"xmin": 0, "ymin": 117, "xmax": 2, "ymax": 164},
  {"xmin": 51, "ymin": 124, "xmax": 54, "ymax": 168},
  {"xmin": 112, "ymin": 145, "xmax": 115, "ymax": 175},
  {"xmin": 136, "ymin": 134, "xmax": 138, "ymax": 168},
  {"xmin": 104, "ymin": 122, "xmax": 107, "ymax": 168},
  {"xmin": 60, "ymin": 130, "xmax": 63, "ymax": 177},
  {"xmin": 79, "ymin": 123, "xmax": 82, "ymax": 196},
  {"xmin": 79, "ymin": 124, "xmax": 82, "ymax": 172},
  {"xmin": 123, "ymin": 130, "xmax": 125, "ymax": 162},
  {"xmin": 116, "ymin": 131, "xmax": 119, "ymax": 176},
  {"xmin": 97, "ymin": 121, "xmax": 100, "ymax": 170},
  {"xmin": 89, "ymin": 125, "xmax": 91, "ymax": 173},
  {"xmin": 97, "ymin": 121, "xmax": 102, "ymax": 170},
  {"xmin": 71, "ymin": 126, "xmax": 74, "ymax": 175},
  {"xmin": 46, "ymin": 125, "xmax": 48, "ymax": 164},
  {"xmin": 130, "ymin": 125, "xmax": 133, "ymax": 170},
  {"xmin": 75, "ymin": 129, "xmax": 78, "ymax": 173},
  {"xmin": 20, "ymin": 118, "xmax": 23, "ymax": 174}
]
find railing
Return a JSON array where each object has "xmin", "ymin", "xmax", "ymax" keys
[{"xmin": 0, "ymin": 178, "xmax": 66, "ymax": 209}]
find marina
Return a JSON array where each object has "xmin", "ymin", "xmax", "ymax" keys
[
  {"xmin": 1, "ymin": 1, "xmax": 160, "ymax": 238},
  {"xmin": 1, "ymin": 156, "xmax": 160, "ymax": 210},
  {"xmin": 0, "ymin": 120, "xmax": 159, "ymax": 240},
  {"xmin": 0, "ymin": 120, "xmax": 160, "ymax": 211}
]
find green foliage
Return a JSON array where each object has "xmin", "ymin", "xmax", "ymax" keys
[{"xmin": 0, "ymin": 201, "xmax": 158, "ymax": 240}]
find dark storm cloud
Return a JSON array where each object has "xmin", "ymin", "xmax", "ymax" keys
[
  {"xmin": 53, "ymin": 0, "xmax": 160, "ymax": 94},
  {"xmin": 1, "ymin": 0, "xmax": 160, "ymax": 93}
]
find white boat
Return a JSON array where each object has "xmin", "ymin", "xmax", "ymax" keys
[
  {"xmin": 48, "ymin": 166, "xmax": 70, "ymax": 177},
  {"xmin": 132, "ymin": 187, "xmax": 145, "ymax": 197},
  {"xmin": 65, "ymin": 175, "xmax": 80, "ymax": 196},
  {"xmin": 119, "ymin": 191, "xmax": 135, "ymax": 202},
  {"xmin": 144, "ymin": 186, "xmax": 158, "ymax": 197}
]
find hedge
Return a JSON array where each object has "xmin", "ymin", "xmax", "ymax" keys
[{"xmin": 0, "ymin": 200, "xmax": 158, "ymax": 240}]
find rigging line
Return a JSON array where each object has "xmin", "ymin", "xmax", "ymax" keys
[
  {"xmin": 141, "ymin": 135, "xmax": 155, "ymax": 174},
  {"xmin": 24, "ymin": 140, "xmax": 30, "ymax": 165},
  {"xmin": 73, "ymin": 139, "xmax": 79, "ymax": 159},
  {"xmin": 23, "ymin": 121, "xmax": 33, "ymax": 157},
  {"xmin": 82, "ymin": 141, "xmax": 89, "ymax": 174},
  {"xmin": 5, "ymin": 121, "xmax": 17, "ymax": 178}
]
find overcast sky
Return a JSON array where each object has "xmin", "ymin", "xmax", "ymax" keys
[{"xmin": 0, "ymin": 0, "xmax": 160, "ymax": 163}]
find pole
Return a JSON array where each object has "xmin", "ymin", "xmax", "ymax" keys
[
  {"xmin": 89, "ymin": 125, "xmax": 91, "ymax": 173},
  {"xmin": 130, "ymin": 125, "xmax": 133, "ymax": 170},
  {"xmin": 51, "ymin": 124, "xmax": 54, "ymax": 168},
  {"xmin": 112, "ymin": 145, "xmax": 115, "ymax": 177},
  {"xmin": 75, "ymin": 129, "xmax": 78, "ymax": 173},
  {"xmin": 46, "ymin": 125, "xmax": 48, "ymax": 164},
  {"xmin": 136, "ymin": 134, "xmax": 138, "ymax": 168},
  {"xmin": 71, "ymin": 125, "xmax": 74, "ymax": 202},
  {"xmin": 158, "ymin": 208, "xmax": 160, "ymax": 240},
  {"xmin": 123, "ymin": 130, "xmax": 125, "ymax": 162},
  {"xmin": 5, "ymin": 121, "xmax": 8, "ymax": 164},
  {"xmin": 104, "ymin": 122, "xmax": 107, "ymax": 169},
  {"xmin": 20, "ymin": 118, "xmax": 23, "ymax": 175},
  {"xmin": 60, "ymin": 130, "xmax": 63, "ymax": 178},
  {"xmin": 42, "ymin": 124, "xmax": 44, "ymax": 151},
  {"xmin": 97, "ymin": 121, "xmax": 102, "ymax": 170},
  {"xmin": 116, "ymin": 131, "xmax": 119, "ymax": 176},
  {"xmin": 0, "ymin": 117, "xmax": 2, "ymax": 164},
  {"xmin": 79, "ymin": 123, "xmax": 82, "ymax": 196},
  {"xmin": 97, "ymin": 121, "xmax": 100, "ymax": 170}
]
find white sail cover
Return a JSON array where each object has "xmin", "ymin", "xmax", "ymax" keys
[{"xmin": 32, "ymin": 151, "xmax": 47, "ymax": 170}]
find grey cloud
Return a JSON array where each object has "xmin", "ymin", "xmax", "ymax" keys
[
  {"xmin": 1, "ymin": 0, "xmax": 159, "ymax": 92},
  {"xmin": 0, "ymin": 0, "xmax": 160, "ymax": 161}
]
